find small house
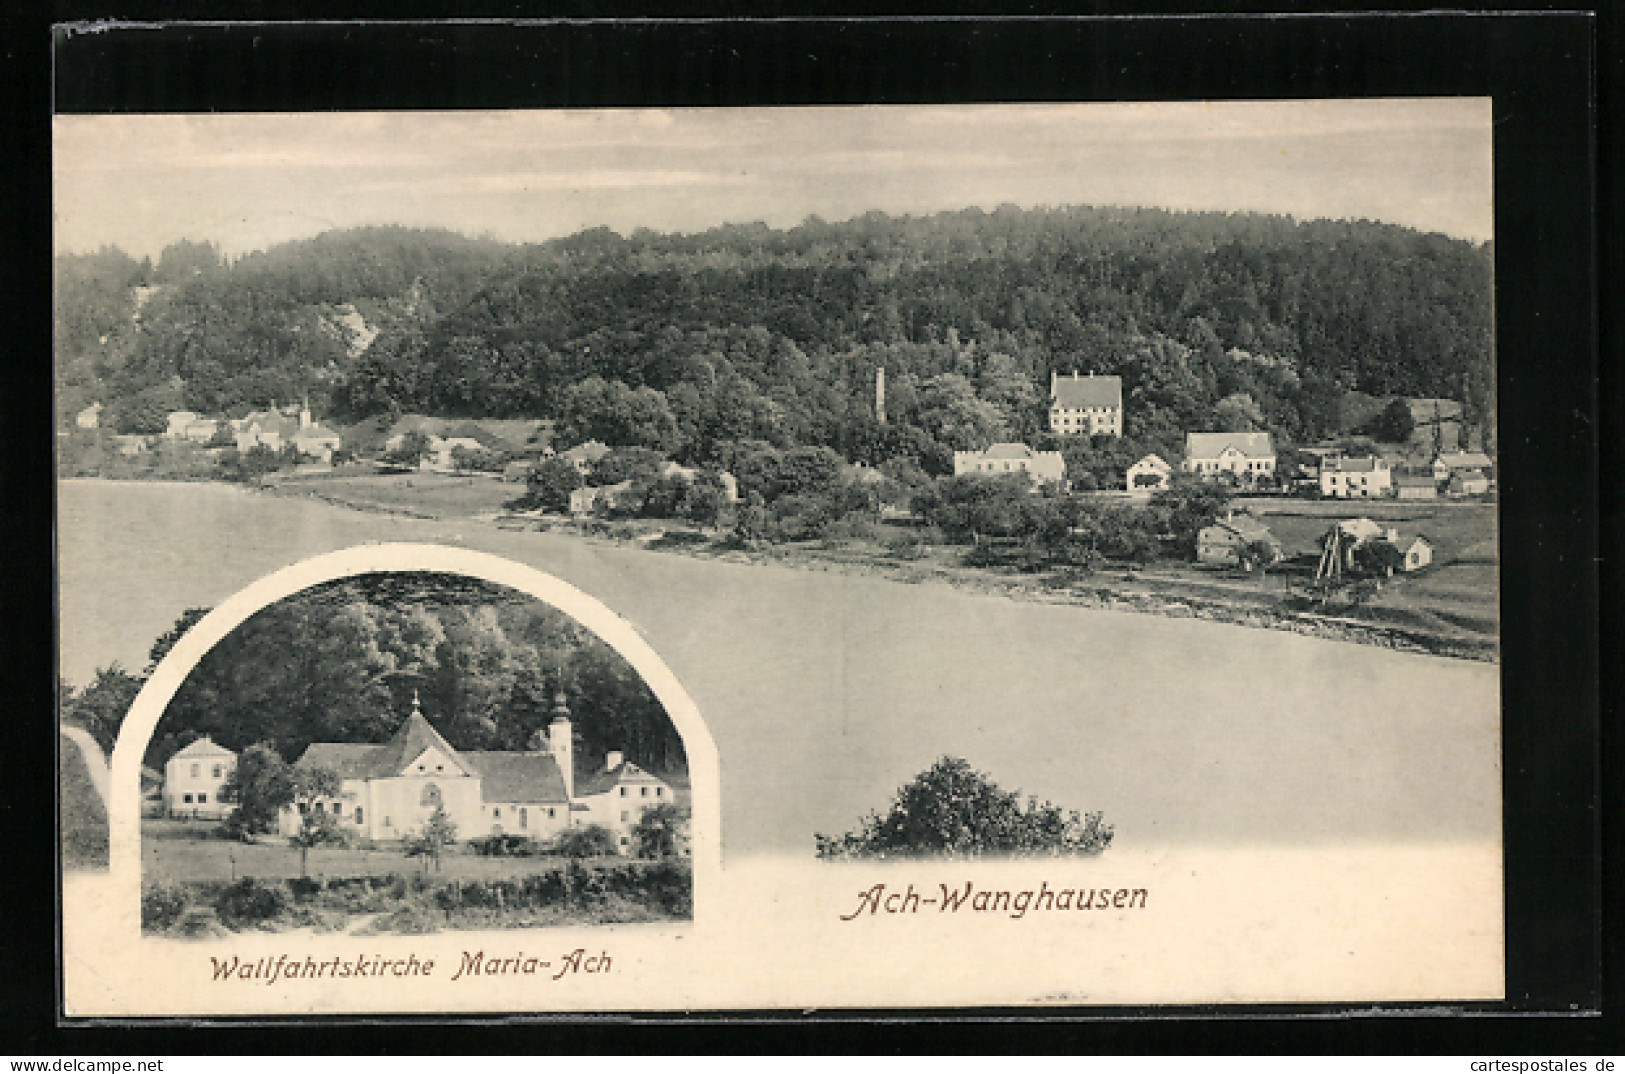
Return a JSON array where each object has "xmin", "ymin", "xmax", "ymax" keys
[
  {"xmin": 1393, "ymin": 472, "xmax": 1439, "ymax": 500},
  {"xmin": 1400, "ymin": 535, "xmax": 1434, "ymax": 572},
  {"xmin": 164, "ymin": 736, "xmax": 237, "ymax": 820},
  {"xmin": 75, "ymin": 403, "xmax": 102, "ymax": 430},
  {"xmin": 561, "ymin": 440, "xmax": 612, "ymax": 476},
  {"xmin": 1448, "ymin": 468, "xmax": 1490, "ymax": 497},
  {"xmin": 1319, "ymin": 455, "xmax": 1392, "ymax": 499},
  {"xmin": 1125, "ymin": 453, "xmax": 1173, "ymax": 492},
  {"xmin": 1432, "ymin": 451, "xmax": 1494, "ymax": 483}
]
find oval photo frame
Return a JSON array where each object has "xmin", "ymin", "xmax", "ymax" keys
[{"xmin": 108, "ymin": 543, "xmax": 722, "ymax": 935}]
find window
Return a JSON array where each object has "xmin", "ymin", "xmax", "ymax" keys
[
  {"xmin": 182, "ymin": 793, "xmax": 193, "ymax": 804},
  {"xmin": 620, "ymin": 787, "xmax": 627, "ymax": 797},
  {"xmin": 621, "ymin": 811, "xmax": 630, "ymax": 822},
  {"xmin": 656, "ymin": 788, "xmax": 664, "ymax": 798},
  {"xmin": 548, "ymin": 808, "xmax": 556, "ymax": 819},
  {"xmin": 519, "ymin": 808, "xmax": 528, "ymax": 829},
  {"xmin": 355, "ymin": 807, "xmax": 363, "ymax": 824},
  {"xmin": 435, "ymin": 764, "xmax": 444, "ymax": 772},
  {"xmin": 332, "ymin": 802, "xmax": 342, "ymax": 815},
  {"xmin": 190, "ymin": 763, "xmax": 199, "ymax": 778},
  {"xmin": 212, "ymin": 765, "xmax": 222, "ymax": 779},
  {"xmin": 620, "ymin": 837, "xmax": 629, "ymax": 847},
  {"xmin": 493, "ymin": 807, "xmax": 501, "ymax": 818},
  {"xmin": 384, "ymin": 816, "xmax": 391, "ymax": 828},
  {"xmin": 198, "ymin": 793, "xmax": 207, "ymax": 803},
  {"xmin": 640, "ymin": 787, "xmax": 648, "ymax": 798},
  {"xmin": 420, "ymin": 782, "xmax": 442, "ymax": 808}
]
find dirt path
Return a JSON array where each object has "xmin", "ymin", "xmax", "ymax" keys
[{"xmin": 60, "ymin": 725, "xmax": 109, "ymax": 811}]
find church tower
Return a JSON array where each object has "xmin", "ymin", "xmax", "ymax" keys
[{"xmin": 548, "ymin": 687, "xmax": 575, "ymax": 800}]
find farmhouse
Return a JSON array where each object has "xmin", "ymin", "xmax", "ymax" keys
[
  {"xmin": 280, "ymin": 692, "xmax": 669, "ymax": 854},
  {"xmin": 1182, "ymin": 432, "xmax": 1276, "ymax": 483},
  {"xmin": 953, "ymin": 442, "xmax": 1066, "ymax": 485},
  {"xmin": 1048, "ymin": 372, "xmax": 1122, "ymax": 437},
  {"xmin": 235, "ymin": 403, "xmax": 343, "ymax": 463},
  {"xmin": 164, "ymin": 736, "xmax": 237, "ymax": 819},
  {"xmin": 561, "ymin": 440, "xmax": 612, "ymax": 476},
  {"xmin": 75, "ymin": 402, "xmax": 102, "ymax": 429},
  {"xmin": 1393, "ymin": 472, "xmax": 1439, "ymax": 500},
  {"xmin": 1432, "ymin": 451, "xmax": 1494, "ymax": 483},
  {"xmin": 1447, "ymin": 468, "xmax": 1491, "ymax": 497},
  {"xmin": 1319, "ymin": 455, "xmax": 1392, "ymax": 499},
  {"xmin": 1196, "ymin": 513, "xmax": 1281, "ymax": 568},
  {"xmin": 1125, "ymin": 453, "xmax": 1173, "ymax": 492}
]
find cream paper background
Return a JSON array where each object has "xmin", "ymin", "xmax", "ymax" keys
[{"xmin": 63, "ymin": 541, "xmax": 1502, "ymax": 1015}]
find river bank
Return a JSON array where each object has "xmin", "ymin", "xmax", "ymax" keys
[{"xmin": 253, "ymin": 470, "xmax": 1499, "ymax": 663}]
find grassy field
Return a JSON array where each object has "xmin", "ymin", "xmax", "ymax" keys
[
  {"xmin": 144, "ymin": 817, "xmax": 637, "ymax": 882},
  {"xmin": 271, "ymin": 470, "xmax": 522, "ymax": 519}
]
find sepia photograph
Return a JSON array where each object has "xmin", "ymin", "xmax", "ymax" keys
[{"xmin": 57, "ymin": 98, "xmax": 1509, "ymax": 1013}]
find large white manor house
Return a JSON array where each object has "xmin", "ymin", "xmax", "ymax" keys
[{"xmin": 279, "ymin": 691, "xmax": 672, "ymax": 853}]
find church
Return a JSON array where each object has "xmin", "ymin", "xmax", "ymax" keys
[{"xmin": 279, "ymin": 690, "xmax": 673, "ymax": 854}]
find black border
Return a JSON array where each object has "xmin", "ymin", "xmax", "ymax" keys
[{"xmin": 8, "ymin": 11, "xmax": 1611, "ymax": 1054}]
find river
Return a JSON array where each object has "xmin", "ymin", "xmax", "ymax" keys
[{"xmin": 58, "ymin": 479, "xmax": 1502, "ymax": 856}]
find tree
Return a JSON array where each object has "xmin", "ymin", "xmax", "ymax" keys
[
  {"xmin": 1238, "ymin": 538, "xmax": 1280, "ymax": 573},
  {"xmin": 146, "ymin": 607, "xmax": 211, "ymax": 673},
  {"xmin": 290, "ymin": 802, "xmax": 345, "ymax": 877},
  {"xmin": 512, "ymin": 457, "xmax": 583, "ymax": 513},
  {"xmin": 1149, "ymin": 481, "xmax": 1233, "ymax": 557},
  {"xmin": 217, "ymin": 743, "xmax": 295, "ymax": 836},
  {"xmin": 384, "ymin": 429, "xmax": 434, "ymax": 469},
  {"xmin": 1352, "ymin": 538, "xmax": 1405, "ymax": 578},
  {"xmin": 815, "ymin": 756, "xmax": 1113, "ymax": 859},
  {"xmin": 403, "ymin": 805, "xmax": 458, "ymax": 873},
  {"xmin": 1213, "ymin": 392, "xmax": 1265, "ymax": 433},
  {"xmin": 62, "ymin": 665, "xmax": 144, "ymax": 754},
  {"xmin": 630, "ymin": 803, "xmax": 690, "ymax": 858},
  {"xmin": 1369, "ymin": 398, "xmax": 1417, "ymax": 444}
]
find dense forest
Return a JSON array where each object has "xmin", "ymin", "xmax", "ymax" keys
[
  {"xmin": 56, "ymin": 206, "xmax": 1494, "ymax": 472},
  {"xmin": 71, "ymin": 573, "xmax": 686, "ymax": 778}
]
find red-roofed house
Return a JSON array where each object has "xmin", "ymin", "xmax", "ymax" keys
[{"xmin": 278, "ymin": 691, "xmax": 669, "ymax": 853}]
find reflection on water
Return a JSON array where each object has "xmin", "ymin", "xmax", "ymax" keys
[{"xmin": 59, "ymin": 480, "xmax": 1502, "ymax": 854}]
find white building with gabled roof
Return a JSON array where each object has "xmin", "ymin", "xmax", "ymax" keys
[
  {"xmin": 953, "ymin": 442, "xmax": 1066, "ymax": 485},
  {"xmin": 1183, "ymin": 432, "xmax": 1276, "ymax": 483},
  {"xmin": 279, "ymin": 691, "xmax": 672, "ymax": 854},
  {"xmin": 1049, "ymin": 371, "xmax": 1123, "ymax": 437},
  {"xmin": 164, "ymin": 736, "xmax": 237, "ymax": 819}
]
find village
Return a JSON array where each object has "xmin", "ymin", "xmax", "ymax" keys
[{"xmin": 64, "ymin": 365, "xmax": 1498, "ymax": 663}]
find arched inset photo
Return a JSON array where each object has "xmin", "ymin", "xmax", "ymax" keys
[{"xmin": 138, "ymin": 570, "xmax": 691, "ymax": 937}]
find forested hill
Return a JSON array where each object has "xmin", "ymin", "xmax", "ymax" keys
[{"xmin": 56, "ymin": 207, "xmax": 1493, "ymax": 465}]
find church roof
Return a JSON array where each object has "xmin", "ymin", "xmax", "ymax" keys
[
  {"xmin": 462, "ymin": 752, "xmax": 569, "ymax": 804},
  {"xmin": 1051, "ymin": 374, "xmax": 1122, "ymax": 409},
  {"xmin": 369, "ymin": 710, "xmax": 465, "ymax": 776}
]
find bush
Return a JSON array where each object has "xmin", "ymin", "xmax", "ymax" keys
[
  {"xmin": 550, "ymin": 824, "xmax": 620, "ymax": 858},
  {"xmin": 141, "ymin": 880, "xmax": 191, "ymax": 931},
  {"xmin": 215, "ymin": 877, "xmax": 292, "ymax": 925},
  {"xmin": 816, "ymin": 756, "xmax": 1113, "ymax": 860},
  {"xmin": 467, "ymin": 832, "xmax": 538, "ymax": 857}
]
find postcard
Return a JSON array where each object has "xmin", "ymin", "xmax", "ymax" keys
[{"xmin": 57, "ymin": 99, "xmax": 1504, "ymax": 1016}]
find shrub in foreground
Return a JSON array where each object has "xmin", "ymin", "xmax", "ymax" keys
[{"xmin": 815, "ymin": 756, "xmax": 1114, "ymax": 860}]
